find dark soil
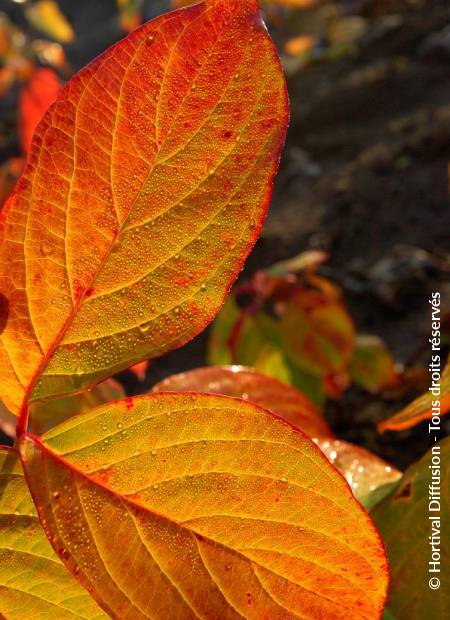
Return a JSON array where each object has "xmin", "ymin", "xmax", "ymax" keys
[{"xmin": 1, "ymin": 0, "xmax": 449, "ymax": 470}]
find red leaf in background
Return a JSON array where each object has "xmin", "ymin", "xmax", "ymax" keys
[
  {"xmin": 19, "ymin": 67, "xmax": 61, "ymax": 154},
  {"xmin": 129, "ymin": 360, "xmax": 149, "ymax": 381},
  {"xmin": 154, "ymin": 365, "xmax": 333, "ymax": 438}
]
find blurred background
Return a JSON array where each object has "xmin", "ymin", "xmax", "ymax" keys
[{"xmin": 0, "ymin": 0, "xmax": 449, "ymax": 468}]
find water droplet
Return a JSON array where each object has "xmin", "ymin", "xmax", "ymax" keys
[{"xmin": 40, "ymin": 240, "xmax": 54, "ymax": 257}]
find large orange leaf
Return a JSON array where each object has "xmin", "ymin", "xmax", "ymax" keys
[
  {"xmin": 19, "ymin": 393, "xmax": 388, "ymax": 619},
  {"xmin": 154, "ymin": 365, "xmax": 333, "ymax": 437},
  {"xmin": 0, "ymin": 0, "xmax": 288, "ymax": 418}
]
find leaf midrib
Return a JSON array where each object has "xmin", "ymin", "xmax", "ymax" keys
[{"xmin": 27, "ymin": 434, "xmax": 379, "ymax": 620}]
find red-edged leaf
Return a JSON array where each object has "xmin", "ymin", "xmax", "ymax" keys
[
  {"xmin": 154, "ymin": 365, "xmax": 333, "ymax": 437},
  {"xmin": 0, "ymin": 0, "xmax": 289, "ymax": 416},
  {"xmin": 20, "ymin": 393, "xmax": 389, "ymax": 619}
]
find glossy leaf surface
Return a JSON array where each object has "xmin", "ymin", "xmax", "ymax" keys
[
  {"xmin": 314, "ymin": 439, "xmax": 401, "ymax": 504},
  {"xmin": 154, "ymin": 365, "xmax": 332, "ymax": 437},
  {"xmin": 0, "ymin": 0, "xmax": 289, "ymax": 415},
  {"xmin": 372, "ymin": 437, "xmax": 449, "ymax": 619},
  {"xmin": 0, "ymin": 447, "xmax": 107, "ymax": 619},
  {"xmin": 378, "ymin": 359, "xmax": 450, "ymax": 432},
  {"xmin": 21, "ymin": 393, "xmax": 388, "ymax": 619},
  {"xmin": 1, "ymin": 379, "xmax": 124, "ymax": 439},
  {"xmin": 154, "ymin": 366, "xmax": 400, "ymax": 498},
  {"xmin": 29, "ymin": 378, "xmax": 125, "ymax": 436}
]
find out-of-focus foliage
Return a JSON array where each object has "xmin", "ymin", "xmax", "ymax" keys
[
  {"xmin": 350, "ymin": 335, "xmax": 400, "ymax": 394},
  {"xmin": 19, "ymin": 66, "xmax": 61, "ymax": 153},
  {"xmin": 0, "ymin": 7, "xmax": 69, "ymax": 208},
  {"xmin": 117, "ymin": 0, "xmax": 144, "ymax": 32},
  {"xmin": 379, "ymin": 357, "xmax": 450, "ymax": 432},
  {"xmin": 209, "ymin": 252, "xmax": 401, "ymax": 407},
  {"xmin": 25, "ymin": 0, "xmax": 74, "ymax": 44}
]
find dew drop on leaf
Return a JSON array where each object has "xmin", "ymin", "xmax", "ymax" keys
[{"xmin": 39, "ymin": 240, "xmax": 54, "ymax": 257}]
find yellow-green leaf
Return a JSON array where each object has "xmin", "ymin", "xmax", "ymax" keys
[
  {"xmin": 349, "ymin": 335, "xmax": 399, "ymax": 394},
  {"xmin": 372, "ymin": 438, "xmax": 449, "ymax": 619},
  {"xmin": 20, "ymin": 393, "xmax": 388, "ymax": 619},
  {"xmin": 25, "ymin": 0, "xmax": 75, "ymax": 44},
  {"xmin": 29, "ymin": 378, "xmax": 125, "ymax": 436},
  {"xmin": 0, "ymin": 447, "xmax": 107, "ymax": 620}
]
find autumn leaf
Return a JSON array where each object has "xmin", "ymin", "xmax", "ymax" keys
[
  {"xmin": 0, "ymin": 0, "xmax": 289, "ymax": 418},
  {"xmin": 154, "ymin": 365, "xmax": 401, "ymax": 499},
  {"xmin": 0, "ymin": 398, "xmax": 16, "ymax": 437},
  {"xmin": 378, "ymin": 358, "xmax": 450, "ymax": 432},
  {"xmin": 173, "ymin": 0, "xmax": 319, "ymax": 8},
  {"xmin": 25, "ymin": 0, "xmax": 75, "ymax": 44},
  {"xmin": 349, "ymin": 334, "xmax": 400, "ymax": 394},
  {"xmin": 372, "ymin": 437, "xmax": 449, "ymax": 619},
  {"xmin": 117, "ymin": 0, "xmax": 144, "ymax": 33},
  {"xmin": 19, "ymin": 67, "xmax": 61, "ymax": 154},
  {"xmin": 0, "ymin": 447, "xmax": 107, "ymax": 619},
  {"xmin": 314, "ymin": 439, "xmax": 401, "ymax": 504},
  {"xmin": 284, "ymin": 34, "xmax": 315, "ymax": 57},
  {"xmin": 208, "ymin": 298, "xmax": 327, "ymax": 406},
  {"xmin": 20, "ymin": 393, "xmax": 388, "ymax": 619},
  {"xmin": 129, "ymin": 360, "xmax": 149, "ymax": 381},
  {"xmin": 29, "ymin": 378, "xmax": 125, "ymax": 435},
  {"xmin": 154, "ymin": 365, "xmax": 332, "ymax": 437},
  {"xmin": 280, "ymin": 288, "xmax": 356, "ymax": 385}
]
